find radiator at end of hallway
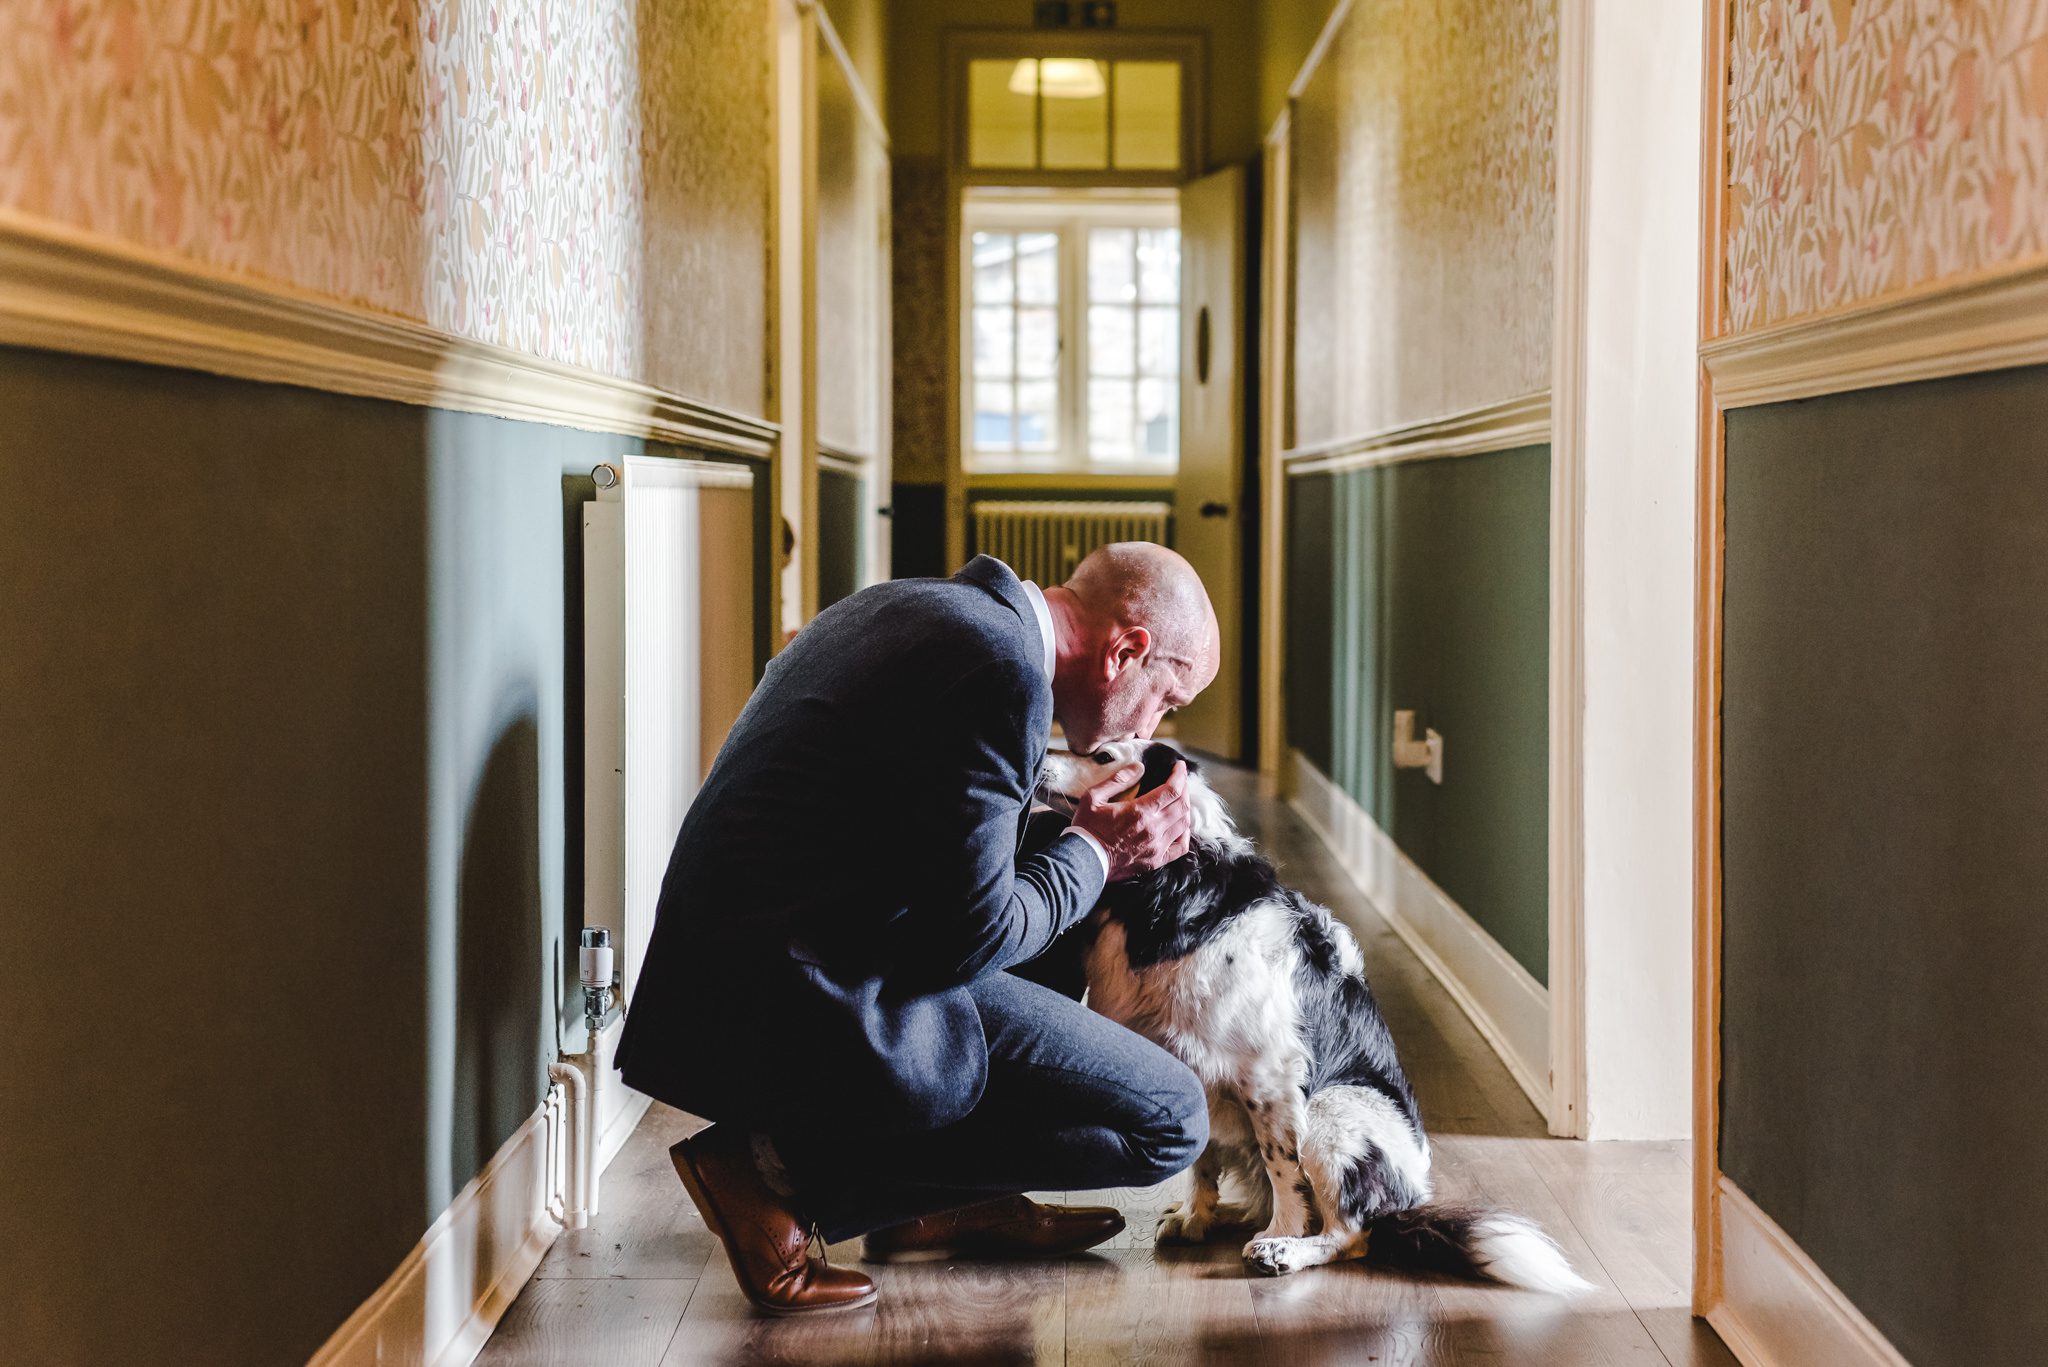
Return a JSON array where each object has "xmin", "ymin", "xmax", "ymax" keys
[{"xmin": 971, "ymin": 500, "xmax": 1173, "ymax": 585}]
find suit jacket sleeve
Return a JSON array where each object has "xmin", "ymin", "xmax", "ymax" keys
[{"xmin": 891, "ymin": 657, "xmax": 1107, "ymax": 990}]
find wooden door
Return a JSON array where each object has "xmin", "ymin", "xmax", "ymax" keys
[{"xmin": 1173, "ymin": 164, "xmax": 1246, "ymax": 759}]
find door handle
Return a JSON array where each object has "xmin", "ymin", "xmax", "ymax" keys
[{"xmin": 1199, "ymin": 501, "xmax": 1229, "ymax": 518}]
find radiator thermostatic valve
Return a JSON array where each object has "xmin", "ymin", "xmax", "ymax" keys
[{"xmin": 579, "ymin": 927, "xmax": 619, "ymax": 1028}]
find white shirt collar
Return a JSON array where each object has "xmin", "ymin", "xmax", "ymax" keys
[
  {"xmin": 1017, "ymin": 576, "xmax": 1109, "ymax": 879},
  {"xmin": 1020, "ymin": 579, "xmax": 1058, "ymax": 682}
]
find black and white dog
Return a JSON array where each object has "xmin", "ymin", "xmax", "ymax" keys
[{"xmin": 1039, "ymin": 741, "xmax": 1590, "ymax": 1292}]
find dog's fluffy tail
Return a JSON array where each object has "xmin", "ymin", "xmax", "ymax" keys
[{"xmin": 1369, "ymin": 1203, "xmax": 1595, "ymax": 1294}]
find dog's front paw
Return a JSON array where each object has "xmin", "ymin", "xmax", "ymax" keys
[
  {"xmin": 1242, "ymin": 1235, "xmax": 1307, "ymax": 1276},
  {"xmin": 1156, "ymin": 1203, "xmax": 1214, "ymax": 1245}
]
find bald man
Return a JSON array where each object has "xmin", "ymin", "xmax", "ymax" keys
[{"xmin": 619, "ymin": 548, "xmax": 1222, "ymax": 1313}]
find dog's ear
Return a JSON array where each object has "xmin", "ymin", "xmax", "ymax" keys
[{"xmin": 1137, "ymin": 742, "xmax": 1191, "ymax": 795}]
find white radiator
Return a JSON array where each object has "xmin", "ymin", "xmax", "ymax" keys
[
  {"xmin": 583, "ymin": 457, "xmax": 755, "ymax": 1011},
  {"xmin": 971, "ymin": 499, "xmax": 1173, "ymax": 586}
]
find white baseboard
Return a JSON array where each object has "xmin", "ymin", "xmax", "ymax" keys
[
  {"xmin": 590, "ymin": 1015, "xmax": 654, "ymax": 1178},
  {"xmin": 305, "ymin": 1041, "xmax": 654, "ymax": 1367},
  {"xmin": 307, "ymin": 1108, "xmax": 558, "ymax": 1367},
  {"xmin": 1710, "ymin": 1178, "xmax": 1910, "ymax": 1367},
  {"xmin": 1287, "ymin": 750, "xmax": 1552, "ymax": 1117}
]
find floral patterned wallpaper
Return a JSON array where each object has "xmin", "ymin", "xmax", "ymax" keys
[
  {"xmin": 889, "ymin": 156, "xmax": 948, "ymax": 486},
  {"xmin": 419, "ymin": 0, "xmax": 642, "ymax": 377},
  {"xmin": 637, "ymin": 0, "xmax": 772, "ymax": 417},
  {"xmin": 0, "ymin": 0, "xmax": 772, "ymax": 417},
  {"xmin": 815, "ymin": 37, "xmax": 889, "ymax": 460},
  {"xmin": 1726, "ymin": 0, "xmax": 2048, "ymax": 333},
  {"xmin": 1289, "ymin": 0, "xmax": 1557, "ymax": 446}
]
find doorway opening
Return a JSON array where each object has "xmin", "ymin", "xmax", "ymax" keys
[{"xmin": 933, "ymin": 31, "xmax": 1247, "ymax": 759}]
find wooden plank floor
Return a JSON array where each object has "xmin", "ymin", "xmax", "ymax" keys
[{"xmin": 479, "ymin": 764, "xmax": 1737, "ymax": 1366}]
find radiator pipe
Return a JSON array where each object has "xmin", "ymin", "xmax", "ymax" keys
[
  {"xmin": 545, "ymin": 1060, "xmax": 590, "ymax": 1230},
  {"xmin": 567, "ymin": 927, "xmax": 621, "ymax": 1218}
]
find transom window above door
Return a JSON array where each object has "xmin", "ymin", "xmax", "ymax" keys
[
  {"xmin": 948, "ymin": 32, "xmax": 1204, "ymax": 187},
  {"xmin": 964, "ymin": 193, "xmax": 1180, "ymax": 476},
  {"xmin": 967, "ymin": 57, "xmax": 1184, "ymax": 173}
]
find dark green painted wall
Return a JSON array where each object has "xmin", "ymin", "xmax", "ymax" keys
[
  {"xmin": 0, "ymin": 347, "xmax": 761, "ymax": 1367},
  {"xmin": 1283, "ymin": 447, "xmax": 1550, "ymax": 982},
  {"xmin": 1720, "ymin": 366, "xmax": 2048, "ymax": 1367},
  {"xmin": 1285, "ymin": 473, "xmax": 1336, "ymax": 776},
  {"xmin": 818, "ymin": 464, "xmax": 865, "ymax": 610}
]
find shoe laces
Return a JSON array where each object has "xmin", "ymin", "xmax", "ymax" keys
[{"xmin": 807, "ymin": 1221, "xmax": 830, "ymax": 1263}]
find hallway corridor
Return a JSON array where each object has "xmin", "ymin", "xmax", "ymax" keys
[
  {"xmin": 10, "ymin": 1, "xmax": 2045, "ymax": 1360},
  {"xmin": 477, "ymin": 765, "xmax": 1735, "ymax": 1367}
]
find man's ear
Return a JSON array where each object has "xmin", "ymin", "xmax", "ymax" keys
[{"xmin": 1106, "ymin": 625, "xmax": 1151, "ymax": 679}]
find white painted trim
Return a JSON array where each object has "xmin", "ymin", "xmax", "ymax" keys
[
  {"xmin": 1710, "ymin": 1178, "xmax": 1911, "ymax": 1367},
  {"xmin": 310, "ymin": 1045, "xmax": 651, "ymax": 1367},
  {"xmin": 1288, "ymin": 0, "xmax": 1358, "ymax": 103},
  {"xmin": 307, "ymin": 1108, "xmax": 557, "ymax": 1367},
  {"xmin": 0, "ymin": 210, "xmax": 779, "ymax": 457},
  {"xmin": 1545, "ymin": 0, "xmax": 1591, "ymax": 1141},
  {"xmin": 1562, "ymin": 0, "xmax": 1700, "ymax": 1145},
  {"xmin": 802, "ymin": 0, "xmax": 890, "ymax": 150},
  {"xmin": 1288, "ymin": 751, "xmax": 1552, "ymax": 1118},
  {"xmin": 776, "ymin": 0, "xmax": 819, "ymax": 629},
  {"xmin": 1256, "ymin": 111, "xmax": 1294, "ymax": 793},
  {"xmin": 816, "ymin": 447, "xmax": 870, "ymax": 477},
  {"xmin": 1281, "ymin": 391, "xmax": 1552, "ymax": 475},
  {"xmin": 1703, "ymin": 259, "xmax": 2048, "ymax": 408},
  {"xmin": 602, "ymin": 1089, "xmax": 655, "ymax": 1180},
  {"xmin": 589, "ymin": 1015, "xmax": 655, "ymax": 1181}
]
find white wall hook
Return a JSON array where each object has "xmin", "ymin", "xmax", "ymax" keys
[{"xmin": 1391, "ymin": 709, "xmax": 1445, "ymax": 785}]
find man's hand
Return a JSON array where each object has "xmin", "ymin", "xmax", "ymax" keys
[{"xmin": 1069, "ymin": 760, "xmax": 1192, "ymax": 882}]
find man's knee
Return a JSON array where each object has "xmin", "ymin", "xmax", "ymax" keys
[
  {"xmin": 1007, "ymin": 922, "xmax": 1090, "ymax": 1001},
  {"xmin": 1126, "ymin": 1060, "xmax": 1208, "ymax": 1185}
]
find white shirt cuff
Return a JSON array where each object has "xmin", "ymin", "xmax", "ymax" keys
[{"xmin": 1062, "ymin": 827, "xmax": 1112, "ymax": 881}]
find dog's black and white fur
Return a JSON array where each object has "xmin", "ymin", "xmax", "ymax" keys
[{"xmin": 1039, "ymin": 741, "xmax": 1591, "ymax": 1291}]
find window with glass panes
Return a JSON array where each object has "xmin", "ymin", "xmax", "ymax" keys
[
  {"xmin": 969, "ymin": 230, "xmax": 1060, "ymax": 456},
  {"xmin": 964, "ymin": 198, "xmax": 1179, "ymax": 474},
  {"xmin": 1085, "ymin": 227, "xmax": 1179, "ymax": 463},
  {"xmin": 963, "ymin": 58, "xmax": 1186, "ymax": 176}
]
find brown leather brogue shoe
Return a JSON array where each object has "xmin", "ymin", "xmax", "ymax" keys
[
  {"xmin": 670, "ymin": 1126, "xmax": 877, "ymax": 1315},
  {"xmin": 861, "ymin": 1194, "xmax": 1125, "ymax": 1264}
]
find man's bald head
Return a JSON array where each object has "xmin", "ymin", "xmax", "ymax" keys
[
  {"xmin": 1063, "ymin": 542, "xmax": 1219, "ymax": 676},
  {"xmin": 1042, "ymin": 542, "xmax": 1220, "ymax": 750}
]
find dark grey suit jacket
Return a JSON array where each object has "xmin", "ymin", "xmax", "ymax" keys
[{"xmin": 617, "ymin": 556, "xmax": 1106, "ymax": 1133}]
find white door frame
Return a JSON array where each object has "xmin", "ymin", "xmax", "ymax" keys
[
  {"xmin": 1254, "ymin": 0, "xmax": 1710, "ymax": 1144},
  {"xmin": 1545, "ymin": 0, "xmax": 1592, "ymax": 1140},
  {"xmin": 1255, "ymin": 113, "xmax": 1292, "ymax": 796},
  {"xmin": 1554, "ymin": 0, "xmax": 1701, "ymax": 1144},
  {"xmin": 775, "ymin": 0, "xmax": 819, "ymax": 632}
]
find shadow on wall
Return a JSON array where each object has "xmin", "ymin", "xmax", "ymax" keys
[
  {"xmin": 0, "ymin": 320, "xmax": 766, "ymax": 1367},
  {"xmin": 0, "ymin": 348, "xmax": 437, "ymax": 1367},
  {"xmin": 450, "ymin": 699, "xmax": 545, "ymax": 1196}
]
